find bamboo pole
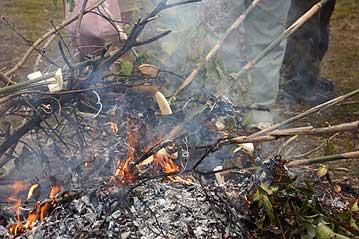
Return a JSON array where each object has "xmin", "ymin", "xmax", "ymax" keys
[
  {"xmin": 224, "ymin": 0, "xmax": 332, "ymax": 90},
  {"xmin": 231, "ymin": 121, "xmax": 359, "ymax": 144},
  {"xmin": 165, "ymin": 0, "xmax": 336, "ymax": 141},
  {"xmin": 0, "ymin": 72, "xmax": 56, "ymax": 95},
  {"xmin": 169, "ymin": 0, "xmax": 262, "ymax": 102},
  {"xmin": 286, "ymin": 151, "xmax": 359, "ymax": 167},
  {"xmin": 248, "ymin": 88, "xmax": 359, "ymax": 139},
  {"xmin": 171, "ymin": 0, "xmax": 332, "ymax": 101}
]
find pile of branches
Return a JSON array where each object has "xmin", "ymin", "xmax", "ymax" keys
[{"xmin": 0, "ymin": 0, "xmax": 358, "ymax": 238}]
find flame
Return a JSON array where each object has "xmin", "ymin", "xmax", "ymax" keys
[
  {"xmin": 25, "ymin": 202, "xmax": 40, "ymax": 229},
  {"xmin": 154, "ymin": 155, "xmax": 180, "ymax": 174},
  {"xmin": 49, "ymin": 185, "xmax": 63, "ymax": 200},
  {"xmin": 27, "ymin": 183, "xmax": 39, "ymax": 200},
  {"xmin": 15, "ymin": 199, "xmax": 21, "ymax": 222},
  {"xmin": 153, "ymin": 154, "xmax": 191, "ymax": 184},
  {"xmin": 114, "ymin": 119, "xmax": 139, "ymax": 184},
  {"xmin": 8, "ymin": 223, "xmax": 24, "ymax": 235},
  {"xmin": 8, "ymin": 200, "xmax": 43, "ymax": 235},
  {"xmin": 40, "ymin": 202, "xmax": 48, "ymax": 221},
  {"xmin": 106, "ymin": 122, "xmax": 119, "ymax": 133}
]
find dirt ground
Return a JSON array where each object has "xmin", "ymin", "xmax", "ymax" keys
[{"xmin": 0, "ymin": 1, "xmax": 358, "ymax": 182}]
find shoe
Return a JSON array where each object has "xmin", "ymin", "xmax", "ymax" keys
[
  {"xmin": 245, "ymin": 109, "xmax": 273, "ymax": 130},
  {"xmin": 282, "ymin": 77, "xmax": 334, "ymax": 106},
  {"xmin": 317, "ymin": 77, "xmax": 334, "ymax": 93}
]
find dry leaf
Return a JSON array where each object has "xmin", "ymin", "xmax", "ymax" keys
[
  {"xmin": 335, "ymin": 184, "xmax": 341, "ymax": 193},
  {"xmin": 317, "ymin": 165, "xmax": 328, "ymax": 178}
]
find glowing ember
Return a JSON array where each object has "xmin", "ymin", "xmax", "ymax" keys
[
  {"xmin": 27, "ymin": 183, "xmax": 39, "ymax": 200},
  {"xmin": 106, "ymin": 122, "xmax": 119, "ymax": 133}
]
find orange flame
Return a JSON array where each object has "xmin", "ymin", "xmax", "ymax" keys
[
  {"xmin": 114, "ymin": 119, "xmax": 139, "ymax": 185},
  {"xmin": 8, "ymin": 201, "xmax": 44, "ymax": 235},
  {"xmin": 106, "ymin": 122, "xmax": 119, "ymax": 134},
  {"xmin": 49, "ymin": 185, "xmax": 63, "ymax": 200},
  {"xmin": 154, "ymin": 156, "xmax": 180, "ymax": 174},
  {"xmin": 153, "ymin": 154, "xmax": 191, "ymax": 184},
  {"xmin": 15, "ymin": 199, "xmax": 21, "ymax": 222},
  {"xmin": 40, "ymin": 202, "xmax": 48, "ymax": 221}
]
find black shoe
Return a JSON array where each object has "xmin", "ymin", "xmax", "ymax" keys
[
  {"xmin": 282, "ymin": 84, "xmax": 334, "ymax": 106},
  {"xmin": 282, "ymin": 76, "xmax": 335, "ymax": 106},
  {"xmin": 317, "ymin": 77, "xmax": 334, "ymax": 93}
]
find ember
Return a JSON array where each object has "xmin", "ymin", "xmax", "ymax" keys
[{"xmin": 106, "ymin": 121, "xmax": 119, "ymax": 134}]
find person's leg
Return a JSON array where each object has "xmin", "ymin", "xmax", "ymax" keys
[
  {"xmin": 319, "ymin": 0, "xmax": 336, "ymax": 60},
  {"xmin": 243, "ymin": 0, "xmax": 291, "ymax": 124},
  {"xmin": 281, "ymin": 0, "xmax": 336, "ymax": 105},
  {"xmin": 281, "ymin": 0, "xmax": 321, "ymax": 102}
]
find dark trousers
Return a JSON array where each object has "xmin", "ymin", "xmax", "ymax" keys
[{"xmin": 281, "ymin": 0, "xmax": 336, "ymax": 95}]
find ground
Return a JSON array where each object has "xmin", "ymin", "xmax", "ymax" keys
[{"xmin": 0, "ymin": 1, "xmax": 358, "ymax": 183}]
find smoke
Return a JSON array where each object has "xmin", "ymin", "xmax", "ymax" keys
[{"xmin": 137, "ymin": 0, "xmax": 253, "ymax": 104}]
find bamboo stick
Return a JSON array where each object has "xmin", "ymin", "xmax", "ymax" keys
[
  {"xmin": 286, "ymin": 151, "xmax": 359, "ymax": 167},
  {"xmin": 169, "ymin": 0, "xmax": 262, "ymax": 101},
  {"xmin": 231, "ymin": 121, "xmax": 359, "ymax": 144},
  {"xmin": 0, "ymin": 72, "xmax": 56, "ymax": 95},
  {"xmin": 248, "ymin": 88, "xmax": 359, "ymax": 139},
  {"xmin": 225, "ymin": 0, "xmax": 332, "ymax": 89},
  {"xmin": 165, "ymin": 0, "xmax": 336, "ymax": 142}
]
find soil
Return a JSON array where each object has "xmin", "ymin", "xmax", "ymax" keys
[{"xmin": 0, "ymin": 1, "xmax": 358, "ymax": 183}]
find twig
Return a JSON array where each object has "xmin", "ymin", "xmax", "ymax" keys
[
  {"xmin": 286, "ymin": 151, "xmax": 359, "ymax": 167},
  {"xmin": 0, "ymin": 71, "xmax": 15, "ymax": 85},
  {"xmin": 34, "ymin": 34, "xmax": 57, "ymax": 72},
  {"xmin": 278, "ymin": 135, "xmax": 298, "ymax": 155},
  {"xmin": 85, "ymin": 0, "xmax": 201, "ymax": 85},
  {"xmin": 290, "ymin": 133, "xmax": 339, "ymax": 159},
  {"xmin": 2, "ymin": 17, "xmax": 59, "ymax": 69},
  {"xmin": 75, "ymin": 0, "xmax": 89, "ymax": 52}
]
